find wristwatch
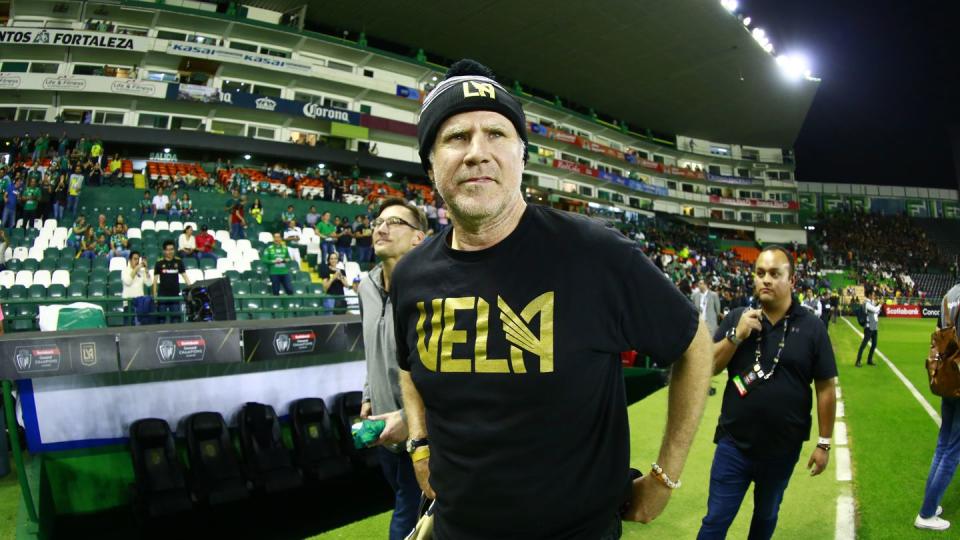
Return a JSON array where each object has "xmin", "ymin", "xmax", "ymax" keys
[
  {"xmin": 406, "ymin": 438, "xmax": 429, "ymax": 454},
  {"xmin": 726, "ymin": 327, "xmax": 743, "ymax": 346}
]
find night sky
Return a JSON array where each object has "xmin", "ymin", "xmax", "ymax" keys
[{"xmin": 739, "ymin": 0, "xmax": 960, "ymax": 190}]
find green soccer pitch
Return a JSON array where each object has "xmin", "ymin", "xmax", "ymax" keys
[{"xmin": 313, "ymin": 317, "xmax": 956, "ymax": 540}]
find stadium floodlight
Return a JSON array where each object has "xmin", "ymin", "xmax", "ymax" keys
[
  {"xmin": 244, "ymin": 154, "xmax": 251, "ymax": 160},
  {"xmin": 742, "ymin": 16, "xmax": 751, "ymax": 26},
  {"xmin": 752, "ymin": 27, "xmax": 766, "ymax": 40},
  {"xmin": 386, "ymin": 172, "xmax": 393, "ymax": 178},
  {"xmin": 776, "ymin": 53, "xmax": 812, "ymax": 81},
  {"xmin": 318, "ymin": 163, "xmax": 325, "ymax": 169},
  {"xmin": 163, "ymin": 147, "xmax": 170, "ymax": 153},
  {"xmin": 721, "ymin": 0, "xmax": 738, "ymax": 13},
  {"xmin": 763, "ymin": 43, "xmax": 775, "ymax": 53}
]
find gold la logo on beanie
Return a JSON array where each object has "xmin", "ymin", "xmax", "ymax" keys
[{"xmin": 462, "ymin": 80, "xmax": 497, "ymax": 99}]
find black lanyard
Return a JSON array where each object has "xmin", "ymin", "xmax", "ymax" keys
[{"xmin": 752, "ymin": 314, "xmax": 789, "ymax": 380}]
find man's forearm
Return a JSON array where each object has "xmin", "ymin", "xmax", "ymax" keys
[
  {"xmin": 400, "ymin": 370, "xmax": 427, "ymax": 440},
  {"xmin": 657, "ymin": 321, "xmax": 713, "ymax": 480},
  {"xmin": 712, "ymin": 337, "xmax": 737, "ymax": 375},
  {"xmin": 815, "ymin": 378, "xmax": 837, "ymax": 438}
]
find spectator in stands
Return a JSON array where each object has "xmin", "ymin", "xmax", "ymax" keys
[
  {"xmin": 57, "ymin": 132, "xmax": 68, "ymax": 158},
  {"xmin": 77, "ymin": 228, "xmax": 97, "ymax": 259},
  {"xmin": 94, "ymin": 233, "xmax": 110, "ymax": 258},
  {"xmin": 335, "ymin": 215, "xmax": 353, "ymax": 261},
  {"xmin": 353, "ymin": 215, "xmax": 374, "ymax": 263},
  {"xmin": 139, "ymin": 190, "xmax": 152, "ymax": 218},
  {"xmin": 281, "ymin": 205, "xmax": 296, "ymax": 228},
  {"xmin": 95, "ymin": 214, "xmax": 111, "ymax": 239},
  {"xmin": 319, "ymin": 252, "xmax": 348, "ymax": 313},
  {"xmin": 856, "ymin": 291, "xmax": 881, "ymax": 367},
  {"xmin": 122, "ymin": 252, "xmax": 149, "ymax": 309},
  {"xmin": 423, "ymin": 201, "xmax": 438, "ymax": 232},
  {"xmin": 39, "ymin": 174, "xmax": 53, "ymax": 223},
  {"xmin": 229, "ymin": 203, "xmax": 246, "ymax": 240},
  {"xmin": 914, "ymin": 282, "xmax": 960, "ymax": 531},
  {"xmin": 67, "ymin": 165, "xmax": 84, "ymax": 216},
  {"xmin": 225, "ymin": 188, "xmax": 241, "ymax": 221},
  {"xmin": 304, "ymin": 205, "xmax": 320, "ymax": 228},
  {"xmin": 691, "ymin": 279, "xmax": 722, "ymax": 337},
  {"xmin": 179, "ymin": 193, "xmax": 192, "ymax": 218},
  {"xmin": 178, "ymin": 225, "xmax": 197, "ymax": 259},
  {"xmin": 107, "ymin": 155, "xmax": 122, "ymax": 186},
  {"xmin": 263, "ymin": 232, "xmax": 294, "ymax": 296},
  {"xmin": 66, "ymin": 215, "xmax": 86, "ymax": 248},
  {"xmin": 316, "ymin": 211, "xmax": 336, "ymax": 260},
  {"xmin": 152, "ymin": 187, "xmax": 170, "ymax": 217},
  {"xmin": 18, "ymin": 134, "xmax": 30, "ymax": 163},
  {"xmin": 357, "ymin": 197, "xmax": 427, "ymax": 540},
  {"xmin": 0, "ymin": 229, "xmax": 8, "ymax": 271},
  {"xmin": 250, "ymin": 197, "xmax": 264, "ymax": 225},
  {"xmin": 167, "ymin": 189, "xmax": 181, "ymax": 218},
  {"xmin": 802, "ymin": 288, "xmax": 822, "ymax": 317},
  {"xmin": 195, "ymin": 225, "xmax": 216, "ymax": 261},
  {"xmin": 88, "ymin": 163, "xmax": 103, "ymax": 188},
  {"xmin": 437, "ymin": 202, "xmax": 448, "ymax": 230},
  {"xmin": 2, "ymin": 176, "xmax": 18, "ymax": 229},
  {"xmin": 110, "ymin": 225, "xmax": 130, "ymax": 259},
  {"xmin": 90, "ymin": 138, "xmax": 104, "ymax": 167},
  {"xmin": 701, "ymin": 246, "xmax": 836, "ymax": 539},
  {"xmin": 20, "ymin": 178, "xmax": 40, "ymax": 230},
  {"xmin": 152, "ymin": 239, "xmax": 190, "ymax": 324},
  {"xmin": 114, "ymin": 215, "xmax": 128, "ymax": 236},
  {"xmin": 31, "ymin": 133, "xmax": 48, "ymax": 162}
]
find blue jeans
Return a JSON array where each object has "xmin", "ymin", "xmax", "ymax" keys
[
  {"xmin": 66, "ymin": 195, "xmax": 79, "ymax": 216},
  {"xmin": 321, "ymin": 241, "xmax": 335, "ymax": 262},
  {"xmin": 377, "ymin": 447, "xmax": 421, "ymax": 540},
  {"xmin": 698, "ymin": 437, "xmax": 800, "ymax": 540},
  {"xmin": 336, "ymin": 246, "xmax": 352, "ymax": 262},
  {"xmin": 230, "ymin": 223, "xmax": 245, "ymax": 240},
  {"xmin": 53, "ymin": 202, "xmax": 64, "ymax": 221},
  {"xmin": 920, "ymin": 398, "xmax": 960, "ymax": 518},
  {"xmin": 269, "ymin": 273, "xmax": 294, "ymax": 296},
  {"xmin": 1, "ymin": 207, "xmax": 14, "ymax": 228},
  {"xmin": 355, "ymin": 246, "xmax": 373, "ymax": 263},
  {"xmin": 156, "ymin": 301, "xmax": 181, "ymax": 324},
  {"xmin": 857, "ymin": 328, "xmax": 877, "ymax": 365},
  {"xmin": 197, "ymin": 251, "xmax": 217, "ymax": 261}
]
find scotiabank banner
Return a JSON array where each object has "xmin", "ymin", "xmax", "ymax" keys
[{"xmin": 883, "ymin": 305, "xmax": 922, "ymax": 318}]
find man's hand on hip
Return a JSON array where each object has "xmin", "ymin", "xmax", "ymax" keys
[
  {"xmin": 622, "ymin": 474, "xmax": 672, "ymax": 524},
  {"xmin": 413, "ymin": 456, "xmax": 436, "ymax": 500},
  {"xmin": 370, "ymin": 410, "xmax": 408, "ymax": 445}
]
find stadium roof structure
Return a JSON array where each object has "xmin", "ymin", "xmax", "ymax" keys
[{"xmin": 241, "ymin": 0, "xmax": 819, "ymax": 148}]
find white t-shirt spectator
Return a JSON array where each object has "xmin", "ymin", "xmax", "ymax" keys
[
  {"xmin": 152, "ymin": 194, "xmax": 169, "ymax": 211},
  {"xmin": 121, "ymin": 265, "xmax": 150, "ymax": 300},
  {"xmin": 178, "ymin": 233, "xmax": 196, "ymax": 252},
  {"xmin": 283, "ymin": 227, "xmax": 301, "ymax": 242}
]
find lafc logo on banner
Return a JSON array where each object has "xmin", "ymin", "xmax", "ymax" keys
[
  {"xmin": 462, "ymin": 81, "xmax": 496, "ymax": 99},
  {"xmin": 415, "ymin": 292, "xmax": 554, "ymax": 374},
  {"xmin": 80, "ymin": 342, "xmax": 97, "ymax": 367}
]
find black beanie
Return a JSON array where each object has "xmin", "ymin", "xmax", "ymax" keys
[{"xmin": 417, "ymin": 59, "xmax": 528, "ymax": 173}]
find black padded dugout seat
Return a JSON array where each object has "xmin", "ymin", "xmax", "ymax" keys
[
  {"xmin": 237, "ymin": 402, "xmax": 303, "ymax": 493},
  {"xmin": 289, "ymin": 398, "xmax": 353, "ymax": 481},
  {"xmin": 182, "ymin": 411, "xmax": 249, "ymax": 505},
  {"xmin": 332, "ymin": 391, "xmax": 380, "ymax": 468},
  {"xmin": 128, "ymin": 418, "xmax": 193, "ymax": 517}
]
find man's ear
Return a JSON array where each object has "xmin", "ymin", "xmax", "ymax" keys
[{"xmin": 427, "ymin": 167, "xmax": 435, "ymax": 184}]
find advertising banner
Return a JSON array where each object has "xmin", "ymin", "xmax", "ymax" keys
[
  {"xmin": 0, "ymin": 73, "xmax": 166, "ymax": 97},
  {"xmin": 169, "ymin": 83, "xmax": 362, "ymax": 125},
  {"xmin": 883, "ymin": 304, "xmax": 922, "ymax": 318},
  {"xmin": 0, "ymin": 27, "xmax": 151, "ymax": 51},
  {"xmin": 709, "ymin": 195, "xmax": 798, "ymax": 210},
  {"xmin": 117, "ymin": 327, "xmax": 241, "ymax": 371},
  {"xmin": 395, "ymin": 85, "xmax": 421, "ymax": 100},
  {"xmin": 921, "ymin": 305, "xmax": 942, "ymax": 319},
  {"xmin": 707, "ymin": 173, "xmax": 756, "ymax": 185},
  {"xmin": 0, "ymin": 334, "xmax": 117, "ymax": 380},
  {"xmin": 243, "ymin": 321, "xmax": 364, "ymax": 363},
  {"xmin": 166, "ymin": 42, "xmax": 313, "ymax": 74}
]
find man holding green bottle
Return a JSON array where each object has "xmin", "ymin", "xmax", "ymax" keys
[{"xmin": 262, "ymin": 232, "xmax": 294, "ymax": 296}]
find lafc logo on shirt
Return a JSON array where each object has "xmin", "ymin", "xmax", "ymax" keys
[
  {"xmin": 415, "ymin": 292, "xmax": 554, "ymax": 373},
  {"xmin": 462, "ymin": 81, "xmax": 496, "ymax": 99}
]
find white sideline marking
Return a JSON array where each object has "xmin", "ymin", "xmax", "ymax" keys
[
  {"xmin": 836, "ymin": 490, "xmax": 856, "ymax": 540},
  {"xmin": 835, "ymin": 447, "xmax": 852, "ymax": 482},
  {"xmin": 835, "ymin": 421, "xmax": 848, "ymax": 446},
  {"xmin": 840, "ymin": 317, "xmax": 941, "ymax": 427},
  {"xmin": 836, "ymin": 386, "xmax": 842, "ymax": 399},
  {"xmin": 836, "ymin": 402, "xmax": 845, "ymax": 418}
]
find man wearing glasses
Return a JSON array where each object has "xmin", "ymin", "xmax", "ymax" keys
[{"xmin": 358, "ymin": 198, "xmax": 428, "ymax": 540}]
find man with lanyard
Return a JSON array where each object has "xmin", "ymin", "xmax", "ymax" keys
[
  {"xmin": 698, "ymin": 246, "xmax": 837, "ymax": 540},
  {"xmin": 262, "ymin": 232, "xmax": 294, "ymax": 296},
  {"xmin": 391, "ymin": 60, "xmax": 714, "ymax": 539},
  {"xmin": 152, "ymin": 240, "xmax": 191, "ymax": 324},
  {"xmin": 855, "ymin": 290, "xmax": 880, "ymax": 367},
  {"xmin": 357, "ymin": 198, "xmax": 427, "ymax": 540}
]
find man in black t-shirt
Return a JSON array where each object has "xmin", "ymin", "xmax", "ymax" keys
[
  {"xmin": 392, "ymin": 59, "xmax": 713, "ymax": 540},
  {"xmin": 698, "ymin": 246, "xmax": 837, "ymax": 540},
  {"xmin": 152, "ymin": 239, "xmax": 191, "ymax": 324}
]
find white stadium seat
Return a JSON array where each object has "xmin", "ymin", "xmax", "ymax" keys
[
  {"xmin": 109, "ymin": 257, "xmax": 128, "ymax": 272},
  {"xmin": 140, "ymin": 220, "xmax": 155, "ymax": 231},
  {"xmin": 154, "ymin": 221, "xmax": 169, "ymax": 232},
  {"xmin": 204, "ymin": 269, "xmax": 222, "ymax": 280},
  {"xmin": 258, "ymin": 232, "xmax": 273, "ymax": 244},
  {"xmin": 216, "ymin": 258, "xmax": 234, "ymax": 272},
  {"xmin": 127, "ymin": 228, "xmax": 141, "ymax": 239},
  {"xmin": 344, "ymin": 262, "xmax": 361, "ymax": 284},
  {"xmin": 236, "ymin": 239, "xmax": 252, "ymax": 251},
  {"xmin": 169, "ymin": 221, "xmax": 184, "ymax": 232},
  {"xmin": 183, "ymin": 268, "xmax": 204, "ymax": 285},
  {"xmin": 234, "ymin": 260, "xmax": 252, "ymax": 273},
  {"xmin": 215, "ymin": 230, "xmax": 231, "ymax": 243},
  {"xmin": 12, "ymin": 247, "xmax": 28, "ymax": 261},
  {"xmin": 32, "ymin": 270, "xmax": 51, "ymax": 288},
  {"xmin": 43, "ymin": 219, "xmax": 57, "ymax": 230},
  {"xmin": 0, "ymin": 271, "xmax": 15, "ymax": 289},
  {"xmin": 27, "ymin": 247, "xmax": 43, "ymax": 261},
  {"xmin": 51, "ymin": 270, "xmax": 70, "ymax": 287},
  {"xmin": 218, "ymin": 238, "xmax": 236, "ymax": 253},
  {"xmin": 15, "ymin": 270, "xmax": 33, "ymax": 288},
  {"xmin": 184, "ymin": 221, "xmax": 198, "ymax": 231}
]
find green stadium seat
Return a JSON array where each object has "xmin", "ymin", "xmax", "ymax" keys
[
  {"xmin": 302, "ymin": 295, "xmax": 322, "ymax": 316},
  {"xmin": 241, "ymin": 297, "xmax": 261, "ymax": 311},
  {"xmin": 231, "ymin": 282, "xmax": 249, "ymax": 296},
  {"xmin": 87, "ymin": 283, "xmax": 106, "ymax": 298},
  {"xmin": 4, "ymin": 259, "xmax": 21, "ymax": 272},
  {"xmin": 250, "ymin": 261, "xmax": 265, "ymax": 275},
  {"xmin": 92, "ymin": 257, "xmax": 109, "ymax": 270},
  {"xmin": 47, "ymin": 284, "xmax": 66, "ymax": 298},
  {"xmin": 89, "ymin": 270, "xmax": 108, "ymax": 284},
  {"xmin": 13, "ymin": 305, "xmax": 37, "ymax": 331},
  {"xmin": 71, "ymin": 257, "xmax": 90, "ymax": 271},
  {"xmin": 28, "ymin": 284, "xmax": 46, "ymax": 299},
  {"xmin": 60, "ymin": 247, "xmax": 77, "ymax": 260},
  {"xmin": 224, "ymin": 270, "xmax": 240, "ymax": 282},
  {"xmin": 213, "ymin": 248, "xmax": 227, "ymax": 258},
  {"xmin": 283, "ymin": 298, "xmax": 302, "ymax": 318},
  {"xmin": 183, "ymin": 258, "xmax": 198, "ymax": 270},
  {"xmin": 108, "ymin": 270, "xmax": 121, "ymax": 284},
  {"xmin": 199, "ymin": 258, "xmax": 215, "ymax": 270},
  {"xmin": 38, "ymin": 258, "xmax": 57, "ymax": 272},
  {"xmin": 21, "ymin": 260, "xmax": 38, "ymax": 272},
  {"xmin": 68, "ymin": 283, "xmax": 86, "ymax": 298},
  {"xmin": 105, "ymin": 301, "xmax": 125, "ymax": 327},
  {"xmin": 43, "ymin": 248, "xmax": 59, "ymax": 260},
  {"xmin": 0, "ymin": 287, "xmax": 6, "ymax": 300},
  {"xmin": 241, "ymin": 271, "xmax": 257, "ymax": 282},
  {"xmin": 293, "ymin": 272, "xmax": 310, "ymax": 283},
  {"xmin": 7, "ymin": 285, "xmax": 26, "ymax": 299},
  {"xmin": 108, "ymin": 281, "xmax": 123, "ymax": 296},
  {"xmin": 292, "ymin": 281, "xmax": 307, "ymax": 296},
  {"xmin": 10, "ymin": 229, "xmax": 24, "ymax": 241},
  {"xmin": 308, "ymin": 284, "xmax": 325, "ymax": 295},
  {"xmin": 251, "ymin": 283, "xmax": 270, "ymax": 296}
]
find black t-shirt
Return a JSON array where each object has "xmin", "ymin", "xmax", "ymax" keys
[
  {"xmin": 713, "ymin": 300, "xmax": 837, "ymax": 457},
  {"xmin": 355, "ymin": 225, "xmax": 373, "ymax": 247},
  {"xmin": 154, "ymin": 258, "xmax": 185, "ymax": 298},
  {"xmin": 319, "ymin": 264, "xmax": 345, "ymax": 296},
  {"xmin": 391, "ymin": 205, "xmax": 699, "ymax": 540},
  {"xmin": 335, "ymin": 224, "xmax": 353, "ymax": 248}
]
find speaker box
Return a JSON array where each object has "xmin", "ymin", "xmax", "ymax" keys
[{"xmin": 183, "ymin": 277, "xmax": 236, "ymax": 322}]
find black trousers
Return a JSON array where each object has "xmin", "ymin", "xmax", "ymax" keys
[{"xmin": 857, "ymin": 328, "xmax": 878, "ymax": 365}]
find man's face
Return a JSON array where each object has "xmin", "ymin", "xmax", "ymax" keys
[
  {"xmin": 273, "ymin": 233, "xmax": 282, "ymax": 244},
  {"xmin": 130, "ymin": 253, "xmax": 141, "ymax": 267},
  {"xmin": 322, "ymin": 212, "xmax": 330, "ymax": 222},
  {"xmin": 328, "ymin": 253, "xmax": 339, "ymax": 267},
  {"xmin": 698, "ymin": 281, "xmax": 707, "ymax": 293},
  {"xmin": 753, "ymin": 251, "xmax": 794, "ymax": 305},
  {"xmin": 163, "ymin": 244, "xmax": 174, "ymax": 259},
  {"xmin": 374, "ymin": 205, "xmax": 424, "ymax": 259},
  {"xmin": 428, "ymin": 110, "xmax": 524, "ymax": 224}
]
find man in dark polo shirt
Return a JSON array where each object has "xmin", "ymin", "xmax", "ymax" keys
[
  {"xmin": 152, "ymin": 239, "xmax": 191, "ymax": 324},
  {"xmin": 698, "ymin": 246, "xmax": 837, "ymax": 540},
  {"xmin": 392, "ymin": 59, "xmax": 714, "ymax": 540}
]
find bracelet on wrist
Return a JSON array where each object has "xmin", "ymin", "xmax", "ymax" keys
[
  {"xmin": 816, "ymin": 443, "xmax": 831, "ymax": 452},
  {"xmin": 651, "ymin": 462, "xmax": 681, "ymax": 490},
  {"xmin": 411, "ymin": 447, "xmax": 430, "ymax": 463}
]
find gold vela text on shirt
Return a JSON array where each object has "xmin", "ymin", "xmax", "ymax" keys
[{"xmin": 415, "ymin": 292, "xmax": 554, "ymax": 374}]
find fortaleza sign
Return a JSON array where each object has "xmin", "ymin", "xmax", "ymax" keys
[
  {"xmin": 883, "ymin": 304, "xmax": 922, "ymax": 318},
  {"xmin": 0, "ymin": 28, "xmax": 150, "ymax": 51}
]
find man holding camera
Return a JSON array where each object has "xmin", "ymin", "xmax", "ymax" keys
[{"xmin": 698, "ymin": 246, "xmax": 837, "ymax": 540}]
